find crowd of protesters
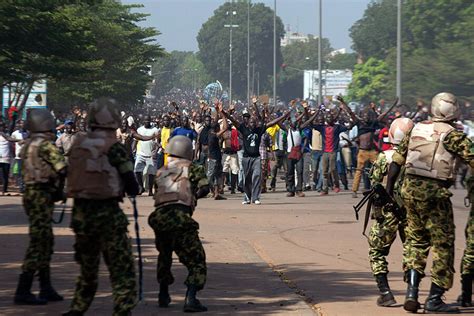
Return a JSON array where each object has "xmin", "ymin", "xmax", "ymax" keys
[{"xmin": 0, "ymin": 91, "xmax": 472, "ymax": 199}]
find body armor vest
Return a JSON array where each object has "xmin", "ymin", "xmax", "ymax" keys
[
  {"xmin": 22, "ymin": 135, "xmax": 57, "ymax": 185},
  {"xmin": 405, "ymin": 121, "xmax": 456, "ymax": 181},
  {"xmin": 154, "ymin": 159, "xmax": 195, "ymax": 209},
  {"xmin": 67, "ymin": 130, "xmax": 122, "ymax": 199}
]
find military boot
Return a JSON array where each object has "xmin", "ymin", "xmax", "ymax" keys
[
  {"xmin": 375, "ymin": 273, "xmax": 396, "ymax": 307},
  {"xmin": 14, "ymin": 272, "xmax": 47, "ymax": 305},
  {"xmin": 458, "ymin": 274, "xmax": 472, "ymax": 307},
  {"xmin": 424, "ymin": 282, "xmax": 459, "ymax": 313},
  {"xmin": 158, "ymin": 283, "xmax": 171, "ymax": 308},
  {"xmin": 404, "ymin": 269, "xmax": 421, "ymax": 313},
  {"xmin": 183, "ymin": 285, "xmax": 207, "ymax": 313},
  {"xmin": 38, "ymin": 268, "xmax": 63, "ymax": 301}
]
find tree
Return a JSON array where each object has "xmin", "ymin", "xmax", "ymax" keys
[
  {"xmin": 347, "ymin": 57, "xmax": 389, "ymax": 104},
  {"xmin": 0, "ymin": 0, "xmax": 103, "ymax": 111},
  {"xmin": 150, "ymin": 51, "xmax": 211, "ymax": 98},
  {"xmin": 197, "ymin": 1, "xmax": 284, "ymax": 99},
  {"xmin": 404, "ymin": 1, "xmax": 473, "ymax": 50},
  {"xmin": 48, "ymin": 1, "xmax": 163, "ymax": 109},
  {"xmin": 328, "ymin": 53, "xmax": 357, "ymax": 70},
  {"xmin": 384, "ymin": 42, "xmax": 474, "ymax": 105},
  {"xmin": 279, "ymin": 36, "xmax": 333, "ymax": 100},
  {"xmin": 349, "ymin": 0, "xmax": 399, "ymax": 61}
]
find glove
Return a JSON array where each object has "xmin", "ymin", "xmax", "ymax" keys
[{"xmin": 122, "ymin": 171, "xmax": 139, "ymax": 197}]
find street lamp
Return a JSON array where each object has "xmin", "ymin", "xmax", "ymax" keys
[
  {"xmin": 273, "ymin": 0, "xmax": 276, "ymax": 107},
  {"xmin": 318, "ymin": 0, "xmax": 322, "ymax": 106},
  {"xmin": 396, "ymin": 0, "xmax": 402, "ymax": 104},
  {"xmin": 247, "ymin": 0, "xmax": 251, "ymax": 105},
  {"xmin": 225, "ymin": 1, "xmax": 238, "ymax": 106}
]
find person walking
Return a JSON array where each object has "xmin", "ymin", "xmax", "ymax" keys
[
  {"xmin": 149, "ymin": 135, "xmax": 210, "ymax": 312},
  {"xmin": 222, "ymin": 98, "xmax": 290, "ymax": 205},
  {"xmin": 64, "ymin": 98, "xmax": 139, "ymax": 316}
]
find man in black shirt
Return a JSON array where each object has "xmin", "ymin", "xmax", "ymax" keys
[{"xmin": 223, "ymin": 100, "xmax": 290, "ymax": 204}]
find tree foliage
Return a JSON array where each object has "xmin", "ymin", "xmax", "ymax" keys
[
  {"xmin": 328, "ymin": 53, "xmax": 357, "ymax": 71},
  {"xmin": 0, "ymin": 0, "xmax": 163, "ymax": 111},
  {"xmin": 347, "ymin": 57, "xmax": 389, "ymax": 104},
  {"xmin": 197, "ymin": 1, "xmax": 284, "ymax": 98},
  {"xmin": 349, "ymin": 0, "xmax": 474, "ymax": 104},
  {"xmin": 279, "ymin": 37, "xmax": 332, "ymax": 100},
  {"xmin": 349, "ymin": 0, "xmax": 398, "ymax": 60},
  {"xmin": 151, "ymin": 51, "xmax": 211, "ymax": 98}
]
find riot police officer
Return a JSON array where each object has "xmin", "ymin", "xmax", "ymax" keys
[{"xmin": 63, "ymin": 98, "xmax": 139, "ymax": 316}]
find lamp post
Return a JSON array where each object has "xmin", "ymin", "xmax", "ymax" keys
[
  {"xmin": 247, "ymin": 0, "xmax": 251, "ymax": 105},
  {"xmin": 318, "ymin": 0, "xmax": 322, "ymax": 106},
  {"xmin": 396, "ymin": 0, "xmax": 402, "ymax": 104},
  {"xmin": 225, "ymin": 1, "xmax": 238, "ymax": 106},
  {"xmin": 273, "ymin": 0, "xmax": 277, "ymax": 107}
]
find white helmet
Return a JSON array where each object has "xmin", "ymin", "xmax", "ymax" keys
[
  {"xmin": 431, "ymin": 92, "xmax": 459, "ymax": 122},
  {"xmin": 389, "ymin": 117, "xmax": 414, "ymax": 145}
]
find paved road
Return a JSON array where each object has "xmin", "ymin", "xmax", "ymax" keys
[{"xmin": 0, "ymin": 182, "xmax": 471, "ymax": 315}]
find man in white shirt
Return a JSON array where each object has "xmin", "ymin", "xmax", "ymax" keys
[
  {"xmin": 11, "ymin": 120, "xmax": 27, "ymax": 192},
  {"xmin": 134, "ymin": 115, "xmax": 159, "ymax": 195}
]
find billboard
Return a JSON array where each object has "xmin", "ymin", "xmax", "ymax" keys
[
  {"xmin": 2, "ymin": 80, "xmax": 47, "ymax": 115},
  {"xmin": 303, "ymin": 69, "xmax": 352, "ymax": 100}
]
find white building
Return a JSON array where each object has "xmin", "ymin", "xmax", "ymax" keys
[
  {"xmin": 281, "ymin": 32, "xmax": 313, "ymax": 47},
  {"xmin": 303, "ymin": 69, "xmax": 353, "ymax": 100}
]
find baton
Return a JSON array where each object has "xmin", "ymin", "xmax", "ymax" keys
[{"xmin": 130, "ymin": 197, "xmax": 144, "ymax": 301}]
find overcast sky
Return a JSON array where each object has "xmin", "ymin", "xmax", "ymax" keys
[{"xmin": 122, "ymin": 0, "xmax": 371, "ymax": 52}]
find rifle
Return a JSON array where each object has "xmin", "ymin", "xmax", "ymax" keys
[{"xmin": 353, "ymin": 183, "xmax": 406, "ymax": 241}]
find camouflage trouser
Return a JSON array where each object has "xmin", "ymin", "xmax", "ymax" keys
[
  {"xmin": 69, "ymin": 199, "xmax": 136, "ymax": 315},
  {"xmin": 403, "ymin": 197, "xmax": 455, "ymax": 289},
  {"xmin": 22, "ymin": 187, "xmax": 55, "ymax": 273},
  {"xmin": 148, "ymin": 206, "xmax": 207, "ymax": 289},
  {"xmin": 368, "ymin": 207, "xmax": 405, "ymax": 275},
  {"xmin": 461, "ymin": 206, "xmax": 474, "ymax": 275}
]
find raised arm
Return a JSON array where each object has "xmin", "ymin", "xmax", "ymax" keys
[
  {"xmin": 266, "ymin": 109, "xmax": 291, "ymax": 128},
  {"xmin": 252, "ymin": 97, "xmax": 263, "ymax": 121},
  {"xmin": 337, "ymin": 96, "xmax": 358, "ymax": 123},
  {"xmin": 221, "ymin": 108, "xmax": 240, "ymax": 129},
  {"xmin": 216, "ymin": 103, "xmax": 228, "ymax": 138},
  {"xmin": 377, "ymin": 98, "xmax": 398, "ymax": 121}
]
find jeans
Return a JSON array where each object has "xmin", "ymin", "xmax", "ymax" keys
[
  {"xmin": 311, "ymin": 150, "xmax": 323, "ymax": 188},
  {"xmin": 0, "ymin": 163, "xmax": 10, "ymax": 193},
  {"xmin": 270, "ymin": 150, "xmax": 286, "ymax": 189},
  {"xmin": 14, "ymin": 159, "xmax": 24, "ymax": 192},
  {"xmin": 286, "ymin": 158, "xmax": 303, "ymax": 193},
  {"xmin": 237, "ymin": 150, "xmax": 244, "ymax": 189},
  {"xmin": 302, "ymin": 152, "xmax": 312, "ymax": 187},
  {"xmin": 242, "ymin": 156, "xmax": 261, "ymax": 202},
  {"xmin": 321, "ymin": 152, "xmax": 339, "ymax": 192},
  {"xmin": 207, "ymin": 158, "xmax": 222, "ymax": 188}
]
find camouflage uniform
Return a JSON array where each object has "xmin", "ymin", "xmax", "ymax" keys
[
  {"xmin": 393, "ymin": 129, "xmax": 474, "ymax": 289},
  {"xmin": 368, "ymin": 151, "xmax": 406, "ymax": 276},
  {"xmin": 69, "ymin": 143, "xmax": 136, "ymax": 315},
  {"xmin": 461, "ymin": 175, "xmax": 474, "ymax": 275},
  {"xmin": 22, "ymin": 141, "xmax": 66, "ymax": 274},
  {"xmin": 148, "ymin": 163, "xmax": 208, "ymax": 290}
]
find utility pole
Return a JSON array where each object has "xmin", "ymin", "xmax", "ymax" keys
[
  {"xmin": 273, "ymin": 0, "xmax": 277, "ymax": 107},
  {"xmin": 318, "ymin": 0, "xmax": 322, "ymax": 106},
  {"xmin": 396, "ymin": 0, "xmax": 402, "ymax": 104},
  {"xmin": 247, "ymin": 0, "xmax": 251, "ymax": 106},
  {"xmin": 225, "ymin": 0, "xmax": 238, "ymax": 106}
]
